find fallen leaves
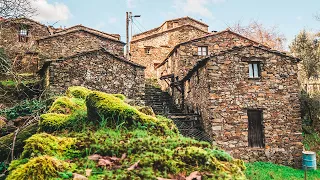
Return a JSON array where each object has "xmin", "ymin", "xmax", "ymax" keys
[
  {"xmin": 88, "ymin": 153, "xmax": 126, "ymax": 169},
  {"xmin": 127, "ymin": 160, "xmax": 140, "ymax": 171}
]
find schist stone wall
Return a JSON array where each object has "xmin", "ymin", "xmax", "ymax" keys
[
  {"xmin": 130, "ymin": 23, "xmax": 209, "ymax": 78},
  {"xmin": 37, "ymin": 30, "xmax": 124, "ymax": 59},
  {"xmin": 182, "ymin": 46, "xmax": 302, "ymax": 167},
  {"xmin": 0, "ymin": 18, "xmax": 50, "ymax": 58},
  {"xmin": 44, "ymin": 49, "xmax": 145, "ymax": 104},
  {"xmin": 157, "ymin": 30, "xmax": 261, "ymax": 82}
]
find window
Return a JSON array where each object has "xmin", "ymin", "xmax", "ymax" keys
[
  {"xmin": 145, "ymin": 48, "xmax": 151, "ymax": 54},
  {"xmin": 248, "ymin": 62, "xmax": 260, "ymax": 78},
  {"xmin": 197, "ymin": 46, "xmax": 208, "ymax": 56},
  {"xmin": 247, "ymin": 110, "xmax": 264, "ymax": 148},
  {"xmin": 18, "ymin": 28, "xmax": 29, "ymax": 42}
]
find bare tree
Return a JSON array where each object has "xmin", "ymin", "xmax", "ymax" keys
[
  {"xmin": 0, "ymin": 0, "xmax": 36, "ymax": 18},
  {"xmin": 231, "ymin": 20, "xmax": 287, "ymax": 51}
]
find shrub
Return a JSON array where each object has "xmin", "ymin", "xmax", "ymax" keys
[{"xmin": 0, "ymin": 99, "xmax": 46, "ymax": 120}]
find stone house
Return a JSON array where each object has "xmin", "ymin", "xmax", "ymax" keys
[
  {"xmin": 39, "ymin": 48, "xmax": 145, "ymax": 104},
  {"xmin": 36, "ymin": 25, "xmax": 125, "ymax": 59},
  {"xmin": 130, "ymin": 17, "xmax": 210, "ymax": 78},
  {"xmin": 0, "ymin": 18, "xmax": 51, "ymax": 73},
  {"xmin": 156, "ymin": 30, "xmax": 302, "ymax": 167}
]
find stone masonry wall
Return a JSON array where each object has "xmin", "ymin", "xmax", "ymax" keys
[
  {"xmin": 131, "ymin": 25, "xmax": 208, "ymax": 78},
  {"xmin": 132, "ymin": 17, "xmax": 208, "ymax": 40},
  {"xmin": 158, "ymin": 31, "xmax": 261, "ymax": 81},
  {"xmin": 198, "ymin": 46, "xmax": 302, "ymax": 167},
  {"xmin": 0, "ymin": 18, "xmax": 50, "ymax": 59},
  {"xmin": 37, "ymin": 30, "xmax": 124, "ymax": 59},
  {"xmin": 47, "ymin": 50, "xmax": 145, "ymax": 104}
]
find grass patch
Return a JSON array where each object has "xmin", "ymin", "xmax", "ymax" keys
[{"xmin": 245, "ymin": 162, "xmax": 320, "ymax": 180}]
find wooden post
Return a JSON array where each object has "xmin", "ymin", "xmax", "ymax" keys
[{"xmin": 126, "ymin": 12, "xmax": 130, "ymax": 58}]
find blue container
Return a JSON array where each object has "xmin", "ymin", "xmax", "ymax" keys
[{"xmin": 302, "ymin": 151, "xmax": 317, "ymax": 170}]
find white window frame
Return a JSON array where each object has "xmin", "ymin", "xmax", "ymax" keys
[
  {"xmin": 145, "ymin": 48, "xmax": 151, "ymax": 54},
  {"xmin": 248, "ymin": 62, "xmax": 260, "ymax": 78},
  {"xmin": 197, "ymin": 46, "xmax": 208, "ymax": 56},
  {"xmin": 19, "ymin": 28, "xmax": 28, "ymax": 36}
]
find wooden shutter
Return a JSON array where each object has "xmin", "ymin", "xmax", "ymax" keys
[{"xmin": 247, "ymin": 110, "xmax": 264, "ymax": 148}]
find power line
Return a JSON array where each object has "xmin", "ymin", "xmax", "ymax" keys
[
  {"xmin": 134, "ymin": 19, "xmax": 147, "ymax": 31},
  {"xmin": 132, "ymin": 19, "xmax": 144, "ymax": 33}
]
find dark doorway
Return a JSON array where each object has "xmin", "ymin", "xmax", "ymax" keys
[{"xmin": 247, "ymin": 110, "xmax": 264, "ymax": 148}]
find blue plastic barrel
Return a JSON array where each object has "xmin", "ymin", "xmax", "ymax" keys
[{"xmin": 302, "ymin": 151, "xmax": 317, "ymax": 170}]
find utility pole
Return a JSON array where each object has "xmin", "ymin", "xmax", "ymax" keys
[
  {"xmin": 126, "ymin": 12, "xmax": 130, "ymax": 59},
  {"xmin": 126, "ymin": 12, "xmax": 140, "ymax": 59}
]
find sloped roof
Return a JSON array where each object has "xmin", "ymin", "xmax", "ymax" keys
[
  {"xmin": 133, "ymin": 16, "xmax": 208, "ymax": 39},
  {"xmin": 44, "ymin": 48, "xmax": 145, "ymax": 69},
  {"xmin": 2, "ymin": 17, "xmax": 48, "ymax": 28},
  {"xmin": 54, "ymin": 25, "xmax": 121, "ymax": 40},
  {"xmin": 155, "ymin": 29, "xmax": 268, "ymax": 69},
  {"xmin": 37, "ymin": 25, "xmax": 125, "ymax": 44},
  {"xmin": 181, "ymin": 45, "xmax": 300, "ymax": 82},
  {"xmin": 131, "ymin": 24, "xmax": 209, "ymax": 43}
]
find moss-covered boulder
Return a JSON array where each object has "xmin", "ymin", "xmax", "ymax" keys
[
  {"xmin": 7, "ymin": 155, "xmax": 71, "ymax": 180},
  {"xmin": 48, "ymin": 96, "xmax": 86, "ymax": 114},
  {"xmin": 21, "ymin": 133, "xmax": 76, "ymax": 158},
  {"xmin": 86, "ymin": 90, "xmax": 178, "ymax": 135},
  {"xmin": 136, "ymin": 106, "xmax": 156, "ymax": 117},
  {"xmin": 66, "ymin": 86, "xmax": 92, "ymax": 99}
]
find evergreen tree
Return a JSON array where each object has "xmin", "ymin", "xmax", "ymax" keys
[{"xmin": 290, "ymin": 30, "xmax": 320, "ymax": 79}]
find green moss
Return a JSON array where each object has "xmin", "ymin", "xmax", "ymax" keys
[
  {"xmin": 48, "ymin": 96, "xmax": 85, "ymax": 114},
  {"xmin": 7, "ymin": 155, "xmax": 71, "ymax": 180},
  {"xmin": 40, "ymin": 113, "xmax": 71, "ymax": 131},
  {"xmin": 21, "ymin": 133, "xmax": 76, "ymax": 159},
  {"xmin": 112, "ymin": 94, "xmax": 126, "ymax": 100},
  {"xmin": 136, "ymin": 106, "xmax": 155, "ymax": 116},
  {"xmin": 66, "ymin": 86, "xmax": 92, "ymax": 99},
  {"xmin": 86, "ymin": 91, "xmax": 178, "ymax": 135}
]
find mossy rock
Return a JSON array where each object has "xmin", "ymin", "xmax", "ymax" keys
[
  {"xmin": 48, "ymin": 96, "xmax": 85, "ymax": 114},
  {"xmin": 86, "ymin": 91, "xmax": 178, "ymax": 135},
  {"xmin": 136, "ymin": 106, "xmax": 155, "ymax": 117},
  {"xmin": 40, "ymin": 113, "xmax": 71, "ymax": 131},
  {"xmin": 7, "ymin": 155, "xmax": 71, "ymax": 180},
  {"xmin": 21, "ymin": 133, "xmax": 76, "ymax": 158},
  {"xmin": 112, "ymin": 94, "xmax": 126, "ymax": 100},
  {"xmin": 66, "ymin": 86, "xmax": 92, "ymax": 99}
]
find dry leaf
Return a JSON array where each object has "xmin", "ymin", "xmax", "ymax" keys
[
  {"xmin": 88, "ymin": 154, "xmax": 102, "ymax": 161},
  {"xmin": 85, "ymin": 169, "xmax": 92, "ymax": 177},
  {"xmin": 110, "ymin": 156, "xmax": 120, "ymax": 162},
  {"xmin": 186, "ymin": 171, "xmax": 201, "ymax": 180},
  {"xmin": 156, "ymin": 178, "xmax": 176, "ymax": 180},
  {"xmin": 98, "ymin": 159, "xmax": 112, "ymax": 167},
  {"xmin": 127, "ymin": 160, "xmax": 140, "ymax": 171},
  {"xmin": 120, "ymin": 153, "xmax": 126, "ymax": 161},
  {"xmin": 73, "ymin": 173, "xmax": 88, "ymax": 180}
]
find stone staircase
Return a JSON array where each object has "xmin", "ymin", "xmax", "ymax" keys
[{"xmin": 144, "ymin": 81, "xmax": 212, "ymax": 142}]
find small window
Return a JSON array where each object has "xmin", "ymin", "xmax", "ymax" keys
[
  {"xmin": 247, "ymin": 110, "xmax": 264, "ymax": 148},
  {"xmin": 145, "ymin": 48, "xmax": 151, "ymax": 54},
  {"xmin": 18, "ymin": 28, "xmax": 29, "ymax": 42},
  {"xmin": 197, "ymin": 46, "xmax": 208, "ymax": 56},
  {"xmin": 248, "ymin": 62, "xmax": 260, "ymax": 78}
]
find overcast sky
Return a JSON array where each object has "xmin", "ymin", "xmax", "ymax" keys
[{"xmin": 31, "ymin": 0, "xmax": 319, "ymax": 48}]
